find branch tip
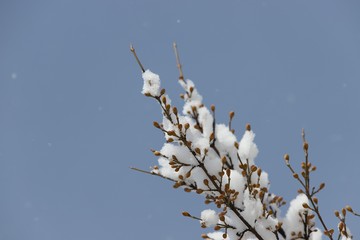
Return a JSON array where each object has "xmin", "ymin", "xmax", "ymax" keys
[
  {"xmin": 129, "ymin": 44, "xmax": 145, "ymax": 73},
  {"xmin": 173, "ymin": 42, "xmax": 185, "ymax": 81}
]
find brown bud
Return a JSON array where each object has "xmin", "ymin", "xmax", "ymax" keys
[
  {"xmin": 222, "ymin": 233, "xmax": 227, "ymax": 239},
  {"xmin": 324, "ymin": 229, "xmax": 334, "ymax": 236},
  {"xmin": 189, "ymin": 86, "xmax": 194, "ymax": 93},
  {"xmin": 229, "ymin": 111, "xmax": 235, "ymax": 119},
  {"xmin": 319, "ymin": 183, "xmax": 325, "ymax": 190},
  {"xmin": 167, "ymin": 138, "xmax": 174, "ymax": 143},
  {"xmin": 203, "ymin": 179, "xmax": 209, "ymax": 186},
  {"xmin": 234, "ymin": 142, "xmax": 239, "ymax": 149},
  {"xmin": 338, "ymin": 222, "xmax": 344, "ymax": 231},
  {"xmin": 214, "ymin": 225, "xmax": 221, "ymax": 231},
  {"xmin": 211, "ymin": 105, "xmax": 215, "ymax": 112},
  {"xmin": 284, "ymin": 154, "xmax": 290, "ymax": 161},
  {"xmin": 185, "ymin": 171, "xmax": 191, "ymax": 178},
  {"xmin": 293, "ymin": 173, "xmax": 299, "ymax": 179},
  {"xmin": 173, "ymin": 181, "xmax": 181, "ymax": 188},
  {"xmin": 167, "ymin": 130, "xmax": 176, "ymax": 136},
  {"xmin": 302, "ymin": 203, "xmax": 310, "ymax": 209},
  {"xmin": 172, "ymin": 106, "xmax": 178, "ymax": 115},
  {"xmin": 184, "ymin": 123, "xmax": 190, "ymax": 130},
  {"xmin": 257, "ymin": 168, "xmax": 262, "ymax": 176},
  {"xmin": 209, "ymin": 132, "xmax": 215, "ymax": 141},
  {"xmin": 160, "ymin": 88, "xmax": 166, "ymax": 95},
  {"xmin": 345, "ymin": 205, "xmax": 353, "ymax": 213},
  {"xmin": 308, "ymin": 214, "xmax": 315, "ymax": 220},
  {"xmin": 153, "ymin": 151, "xmax": 161, "ymax": 156},
  {"xmin": 313, "ymin": 197, "xmax": 318, "ymax": 205},
  {"xmin": 165, "ymin": 104, "xmax": 171, "ymax": 111},
  {"xmin": 195, "ymin": 148, "xmax": 201, "ymax": 155},
  {"xmin": 184, "ymin": 188, "xmax": 191, "ymax": 192},
  {"xmin": 153, "ymin": 121, "xmax": 161, "ymax": 129},
  {"xmin": 226, "ymin": 168, "xmax": 231, "ymax": 177},
  {"xmin": 201, "ymin": 233, "xmax": 208, "ymax": 239},
  {"xmin": 196, "ymin": 189, "xmax": 204, "ymax": 194},
  {"xmin": 251, "ymin": 165, "xmax": 258, "ymax": 172},
  {"xmin": 221, "ymin": 156, "xmax": 227, "ymax": 164},
  {"xmin": 246, "ymin": 123, "xmax": 251, "ymax": 131},
  {"xmin": 161, "ymin": 96, "xmax": 167, "ymax": 104},
  {"xmin": 182, "ymin": 211, "xmax": 191, "ymax": 217},
  {"xmin": 303, "ymin": 142, "xmax": 309, "ymax": 151},
  {"xmin": 342, "ymin": 208, "xmax": 346, "ymax": 217},
  {"xmin": 334, "ymin": 210, "xmax": 340, "ymax": 217}
]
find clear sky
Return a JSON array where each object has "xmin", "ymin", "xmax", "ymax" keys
[{"xmin": 0, "ymin": 0, "xmax": 359, "ymax": 239}]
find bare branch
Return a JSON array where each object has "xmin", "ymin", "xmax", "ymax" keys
[
  {"xmin": 173, "ymin": 42, "xmax": 185, "ymax": 81},
  {"xmin": 130, "ymin": 44, "xmax": 145, "ymax": 73}
]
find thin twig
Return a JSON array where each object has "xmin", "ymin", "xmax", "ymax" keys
[
  {"xmin": 130, "ymin": 167, "xmax": 177, "ymax": 183},
  {"xmin": 130, "ymin": 44, "xmax": 145, "ymax": 73},
  {"xmin": 301, "ymin": 130, "xmax": 333, "ymax": 240},
  {"xmin": 173, "ymin": 42, "xmax": 185, "ymax": 81}
]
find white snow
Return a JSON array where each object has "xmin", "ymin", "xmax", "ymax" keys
[
  {"xmin": 141, "ymin": 69, "xmax": 161, "ymax": 96},
  {"xmin": 200, "ymin": 209, "xmax": 219, "ymax": 227}
]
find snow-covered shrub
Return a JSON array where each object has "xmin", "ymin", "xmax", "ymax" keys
[{"xmin": 130, "ymin": 44, "xmax": 358, "ymax": 240}]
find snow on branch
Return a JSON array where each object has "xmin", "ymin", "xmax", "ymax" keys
[{"xmin": 130, "ymin": 44, "xmax": 358, "ymax": 240}]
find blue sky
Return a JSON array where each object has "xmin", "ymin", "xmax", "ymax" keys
[{"xmin": 0, "ymin": 1, "xmax": 360, "ymax": 239}]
